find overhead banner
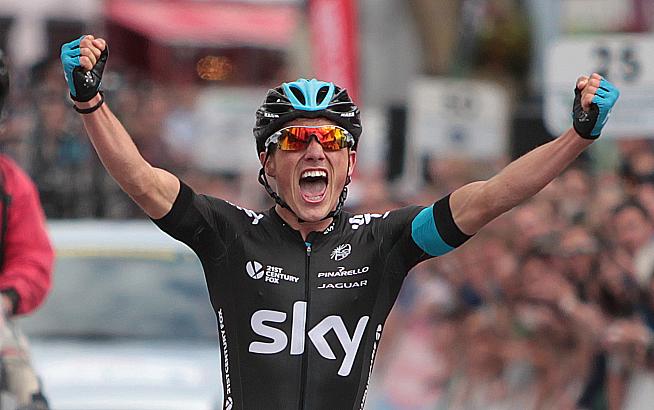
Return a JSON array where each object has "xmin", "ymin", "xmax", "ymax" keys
[{"xmin": 308, "ymin": 0, "xmax": 359, "ymax": 103}]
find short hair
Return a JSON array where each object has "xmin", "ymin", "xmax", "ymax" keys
[{"xmin": 612, "ymin": 198, "xmax": 651, "ymax": 221}]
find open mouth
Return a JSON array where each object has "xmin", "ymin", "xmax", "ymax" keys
[{"xmin": 299, "ymin": 169, "xmax": 328, "ymax": 203}]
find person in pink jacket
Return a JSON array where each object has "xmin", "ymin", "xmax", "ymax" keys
[{"xmin": 0, "ymin": 48, "xmax": 54, "ymax": 409}]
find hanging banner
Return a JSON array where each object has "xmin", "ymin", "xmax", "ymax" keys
[{"xmin": 308, "ymin": 0, "xmax": 360, "ymax": 103}]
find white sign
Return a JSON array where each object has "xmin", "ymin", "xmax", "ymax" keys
[
  {"xmin": 193, "ymin": 87, "xmax": 264, "ymax": 174},
  {"xmin": 545, "ymin": 34, "xmax": 654, "ymax": 138},
  {"xmin": 407, "ymin": 78, "xmax": 509, "ymax": 159}
]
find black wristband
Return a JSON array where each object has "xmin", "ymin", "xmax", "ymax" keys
[{"xmin": 73, "ymin": 91, "xmax": 104, "ymax": 114}]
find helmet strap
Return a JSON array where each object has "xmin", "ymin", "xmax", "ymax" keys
[{"xmin": 324, "ymin": 162, "xmax": 351, "ymax": 220}]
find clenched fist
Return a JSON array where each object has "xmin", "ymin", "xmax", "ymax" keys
[
  {"xmin": 60, "ymin": 35, "xmax": 108, "ymax": 102},
  {"xmin": 572, "ymin": 73, "xmax": 620, "ymax": 140}
]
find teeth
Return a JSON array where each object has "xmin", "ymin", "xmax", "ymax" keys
[{"xmin": 301, "ymin": 170, "xmax": 327, "ymax": 179}]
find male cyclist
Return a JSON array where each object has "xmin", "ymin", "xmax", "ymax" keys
[{"xmin": 61, "ymin": 35, "xmax": 619, "ymax": 410}]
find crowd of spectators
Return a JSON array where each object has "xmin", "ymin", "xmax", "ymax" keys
[
  {"xmin": 366, "ymin": 150, "xmax": 654, "ymax": 409},
  {"xmin": 3, "ymin": 57, "xmax": 654, "ymax": 410}
]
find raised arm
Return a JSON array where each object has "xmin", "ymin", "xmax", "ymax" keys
[
  {"xmin": 61, "ymin": 35, "xmax": 178, "ymax": 219},
  {"xmin": 450, "ymin": 73, "xmax": 619, "ymax": 234}
]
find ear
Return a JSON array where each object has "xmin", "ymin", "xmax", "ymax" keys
[
  {"xmin": 260, "ymin": 151, "xmax": 276, "ymax": 177},
  {"xmin": 347, "ymin": 150, "xmax": 357, "ymax": 178}
]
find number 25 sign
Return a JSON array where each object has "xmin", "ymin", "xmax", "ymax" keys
[{"xmin": 544, "ymin": 34, "xmax": 654, "ymax": 138}]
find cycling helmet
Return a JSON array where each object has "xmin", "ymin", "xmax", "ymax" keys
[
  {"xmin": 253, "ymin": 78, "xmax": 362, "ymax": 154},
  {"xmin": 255, "ymin": 78, "xmax": 360, "ymax": 223},
  {"xmin": 0, "ymin": 49, "xmax": 8, "ymax": 116}
]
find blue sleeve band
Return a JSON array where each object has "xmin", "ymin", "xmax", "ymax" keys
[{"xmin": 411, "ymin": 205, "xmax": 454, "ymax": 257}]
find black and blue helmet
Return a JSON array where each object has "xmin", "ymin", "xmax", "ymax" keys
[{"xmin": 254, "ymin": 78, "xmax": 362, "ymax": 154}]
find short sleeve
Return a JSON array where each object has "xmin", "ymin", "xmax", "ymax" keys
[
  {"xmin": 151, "ymin": 180, "xmax": 232, "ymax": 256},
  {"xmin": 411, "ymin": 194, "xmax": 472, "ymax": 257},
  {"xmin": 373, "ymin": 194, "xmax": 474, "ymax": 277}
]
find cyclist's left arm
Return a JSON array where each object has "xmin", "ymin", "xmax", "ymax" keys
[
  {"xmin": 449, "ymin": 74, "xmax": 618, "ymax": 235},
  {"xmin": 449, "ymin": 127, "xmax": 591, "ymax": 235}
]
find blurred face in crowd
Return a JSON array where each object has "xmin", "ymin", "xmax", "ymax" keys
[
  {"xmin": 613, "ymin": 205, "xmax": 654, "ymax": 255},
  {"xmin": 561, "ymin": 226, "xmax": 598, "ymax": 283},
  {"xmin": 598, "ymin": 254, "xmax": 637, "ymax": 317},
  {"xmin": 559, "ymin": 168, "xmax": 592, "ymax": 220},
  {"xmin": 463, "ymin": 311, "xmax": 504, "ymax": 377},
  {"xmin": 561, "ymin": 168, "xmax": 591, "ymax": 197},
  {"xmin": 37, "ymin": 94, "xmax": 68, "ymax": 134},
  {"xmin": 261, "ymin": 118, "xmax": 356, "ymax": 223},
  {"xmin": 630, "ymin": 150, "xmax": 654, "ymax": 183},
  {"xmin": 637, "ymin": 183, "xmax": 654, "ymax": 219},
  {"xmin": 512, "ymin": 201, "xmax": 558, "ymax": 253}
]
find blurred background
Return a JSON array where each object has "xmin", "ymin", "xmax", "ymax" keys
[{"xmin": 2, "ymin": 0, "xmax": 654, "ymax": 409}]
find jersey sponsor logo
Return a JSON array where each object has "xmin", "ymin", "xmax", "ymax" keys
[
  {"xmin": 249, "ymin": 301, "xmax": 369, "ymax": 377},
  {"xmin": 360, "ymin": 324, "xmax": 383, "ymax": 409},
  {"xmin": 246, "ymin": 261, "xmax": 264, "ymax": 279},
  {"xmin": 323, "ymin": 222, "xmax": 335, "ymax": 235},
  {"xmin": 225, "ymin": 397, "xmax": 233, "ymax": 410},
  {"xmin": 317, "ymin": 266, "xmax": 369, "ymax": 278},
  {"xmin": 317, "ymin": 279, "xmax": 367, "ymax": 289},
  {"xmin": 330, "ymin": 243, "xmax": 351, "ymax": 261},
  {"xmin": 349, "ymin": 211, "xmax": 390, "ymax": 230},
  {"xmin": 245, "ymin": 261, "xmax": 299, "ymax": 285},
  {"xmin": 226, "ymin": 201, "xmax": 264, "ymax": 225},
  {"xmin": 218, "ymin": 309, "xmax": 233, "ymax": 400}
]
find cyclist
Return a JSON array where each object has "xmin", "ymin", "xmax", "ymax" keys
[
  {"xmin": 0, "ymin": 49, "xmax": 53, "ymax": 410},
  {"xmin": 61, "ymin": 35, "xmax": 619, "ymax": 409}
]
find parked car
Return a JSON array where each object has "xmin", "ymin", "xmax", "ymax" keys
[{"xmin": 18, "ymin": 220, "xmax": 222, "ymax": 410}]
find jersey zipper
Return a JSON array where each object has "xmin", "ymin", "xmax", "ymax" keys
[{"xmin": 299, "ymin": 241, "xmax": 312, "ymax": 409}]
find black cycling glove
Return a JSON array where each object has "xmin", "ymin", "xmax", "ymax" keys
[
  {"xmin": 60, "ymin": 36, "xmax": 108, "ymax": 102},
  {"xmin": 572, "ymin": 78, "xmax": 620, "ymax": 140}
]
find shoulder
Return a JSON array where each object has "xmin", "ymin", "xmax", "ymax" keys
[
  {"xmin": 342, "ymin": 205, "xmax": 426, "ymax": 231},
  {"xmin": 218, "ymin": 199, "xmax": 266, "ymax": 226}
]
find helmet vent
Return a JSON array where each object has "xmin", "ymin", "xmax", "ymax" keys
[
  {"xmin": 289, "ymin": 86, "xmax": 306, "ymax": 105},
  {"xmin": 266, "ymin": 103, "xmax": 291, "ymax": 114},
  {"xmin": 316, "ymin": 86, "xmax": 330, "ymax": 105}
]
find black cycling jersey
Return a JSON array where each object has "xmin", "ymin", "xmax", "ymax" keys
[{"xmin": 153, "ymin": 181, "xmax": 471, "ymax": 410}]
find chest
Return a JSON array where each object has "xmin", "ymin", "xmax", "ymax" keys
[{"xmin": 228, "ymin": 230, "xmax": 384, "ymax": 316}]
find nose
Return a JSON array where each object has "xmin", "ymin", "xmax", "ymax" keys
[{"xmin": 304, "ymin": 136, "xmax": 326, "ymax": 161}]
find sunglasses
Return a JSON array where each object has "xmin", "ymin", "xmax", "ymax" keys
[{"xmin": 265, "ymin": 125, "xmax": 354, "ymax": 151}]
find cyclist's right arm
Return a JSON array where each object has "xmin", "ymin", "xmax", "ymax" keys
[
  {"xmin": 62, "ymin": 35, "xmax": 178, "ymax": 219},
  {"xmin": 77, "ymin": 93, "xmax": 179, "ymax": 219}
]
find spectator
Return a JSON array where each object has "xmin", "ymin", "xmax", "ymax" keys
[
  {"xmin": 612, "ymin": 200, "xmax": 654, "ymax": 286},
  {"xmin": 0, "ymin": 48, "xmax": 53, "ymax": 410}
]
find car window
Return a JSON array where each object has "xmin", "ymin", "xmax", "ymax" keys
[{"xmin": 20, "ymin": 251, "xmax": 217, "ymax": 341}]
